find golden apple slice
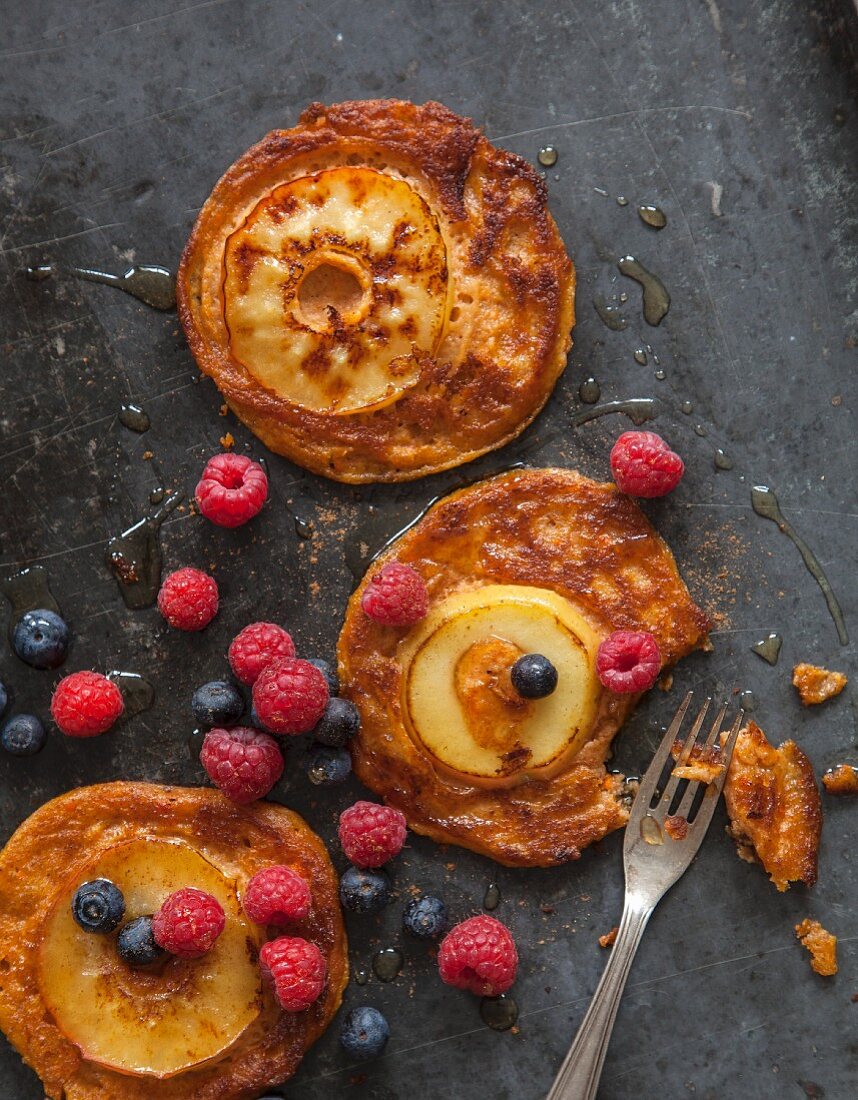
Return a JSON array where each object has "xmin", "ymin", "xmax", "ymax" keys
[
  {"xmin": 37, "ymin": 838, "xmax": 263, "ymax": 1079},
  {"xmin": 401, "ymin": 585, "xmax": 604, "ymax": 785},
  {"xmin": 223, "ymin": 166, "xmax": 449, "ymax": 415}
]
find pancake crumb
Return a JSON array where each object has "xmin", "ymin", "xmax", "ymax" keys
[
  {"xmin": 792, "ymin": 663, "xmax": 847, "ymax": 705},
  {"xmin": 822, "ymin": 764, "xmax": 858, "ymax": 795},
  {"xmin": 795, "ymin": 919, "xmax": 837, "ymax": 976},
  {"xmin": 598, "ymin": 926, "xmax": 618, "ymax": 948}
]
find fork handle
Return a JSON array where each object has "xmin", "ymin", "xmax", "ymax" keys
[{"xmin": 545, "ymin": 900, "xmax": 653, "ymax": 1100}]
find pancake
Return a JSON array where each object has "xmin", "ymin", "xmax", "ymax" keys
[
  {"xmin": 178, "ymin": 99, "xmax": 575, "ymax": 482},
  {"xmin": 338, "ymin": 468, "xmax": 710, "ymax": 866},
  {"xmin": 0, "ymin": 783, "xmax": 347, "ymax": 1100}
]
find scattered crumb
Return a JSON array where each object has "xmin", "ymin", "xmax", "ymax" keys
[
  {"xmin": 658, "ymin": 672, "xmax": 674, "ymax": 692},
  {"xmin": 671, "ymin": 740, "xmax": 725, "ymax": 783},
  {"xmin": 219, "ymin": 403, "xmax": 229, "ymax": 416},
  {"xmin": 831, "ymin": 395, "xmax": 842, "ymax": 407},
  {"xmin": 795, "ymin": 919, "xmax": 837, "ymax": 976},
  {"xmin": 142, "ymin": 450, "xmax": 153, "ymax": 460},
  {"xmin": 851, "ymin": 993, "xmax": 858, "ymax": 1003},
  {"xmin": 664, "ymin": 814, "xmax": 689, "ymax": 840},
  {"xmin": 220, "ymin": 432, "xmax": 235, "ymax": 449},
  {"xmin": 598, "ymin": 926, "xmax": 618, "ymax": 948},
  {"xmin": 540, "ymin": 904, "xmax": 555, "ymax": 915},
  {"xmin": 792, "ymin": 663, "xmax": 847, "ymax": 705},
  {"xmin": 822, "ymin": 764, "xmax": 858, "ymax": 795}
]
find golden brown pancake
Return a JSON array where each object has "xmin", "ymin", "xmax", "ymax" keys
[
  {"xmin": 178, "ymin": 99, "xmax": 575, "ymax": 482},
  {"xmin": 0, "ymin": 783, "xmax": 347, "ymax": 1100},
  {"xmin": 338, "ymin": 468, "xmax": 710, "ymax": 866}
]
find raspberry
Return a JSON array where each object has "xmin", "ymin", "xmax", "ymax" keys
[
  {"xmin": 152, "ymin": 887, "xmax": 225, "ymax": 959},
  {"xmin": 596, "ymin": 630, "xmax": 661, "ymax": 693},
  {"xmin": 157, "ymin": 567, "xmax": 219, "ymax": 631},
  {"xmin": 260, "ymin": 936, "xmax": 327, "ymax": 1012},
  {"xmin": 228, "ymin": 622, "xmax": 296, "ymax": 685},
  {"xmin": 195, "ymin": 452, "xmax": 268, "ymax": 528},
  {"xmin": 338, "ymin": 801, "xmax": 407, "ymax": 868},
  {"xmin": 200, "ymin": 726, "xmax": 284, "ymax": 803},
  {"xmin": 243, "ymin": 866, "xmax": 312, "ymax": 925},
  {"xmin": 360, "ymin": 562, "xmax": 428, "ymax": 627},
  {"xmin": 50, "ymin": 671, "xmax": 124, "ymax": 737},
  {"xmin": 437, "ymin": 915, "xmax": 518, "ymax": 996},
  {"xmin": 610, "ymin": 430, "xmax": 684, "ymax": 498},
  {"xmin": 252, "ymin": 658, "xmax": 329, "ymax": 736}
]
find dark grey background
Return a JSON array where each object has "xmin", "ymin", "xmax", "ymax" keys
[{"xmin": 1, "ymin": 1, "xmax": 856, "ymax": 1097}]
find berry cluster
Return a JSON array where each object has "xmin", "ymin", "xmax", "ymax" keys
[{"xmin": 337, "ymin": 801, "xmax": 407, "ymax": 915}]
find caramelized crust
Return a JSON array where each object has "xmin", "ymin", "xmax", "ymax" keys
[
  {"xmin": 339, "ymin": 468, "xmax": 710, "ymax": 866},
  {"xmin": 722, "ymin": 722, "xmax": 821, "ymax": 891},
  {"xmin": 792, "ymin": 663, "xmax": 847, "ymax": 705},
  {"xmin": 178, "ymin": 99, "xmax": 575, "ymax": 482},
  {"xmin": 822, "ymin": 763, "xmax": 858, "ymax": 795},
  {"xmin": 0, "ymin": 784, "xmax": 347, "ymax": 1100},
  {"xmin": 795, "ymin": 918, "xmax": 838, "ymax": 976}
]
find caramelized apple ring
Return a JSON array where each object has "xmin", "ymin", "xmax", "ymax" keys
[{"xmin": 178, "ymin": 99, "xmax": 575, "ymax": 482}]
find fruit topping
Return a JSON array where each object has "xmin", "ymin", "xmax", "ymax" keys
[
  {"xmin": 191, "ymin": 680, "xmax": 244, "ymax": 727},
  {"xmin": 157, "ymin": 567, "xmax": 219, "ymax": 631},
  {"xmin": 252, "ymin": 657, "xmax": 329, "ymax": 735},
  {"xmin": 306, "ymin": 657, "xmax": 340, "ymax": 696},
  {"xmin": 71, "ymin": 879, "xmax": 125, "ymax": 933},
  {"xmin": 609, "ymin": 430, "xmax": 684, "ymax": 498},
  {"xmin": 242, "ymin": 866, "xmax": 312, "ymax": 926},
  {"xmin": 152, "ymin": 887, "xmax": 226, "ymax": 959},
  {"xmin": 12, "ymin": 609, "xmax": 69, "ymax": 670},
  {"xmin": 360, "ymin": 561, "xmax": 428, "ymax": 627},
  {"xmin": 311, "ymin": 697, "xmax": 360, "ymax": 747},
  {"xmin": 306, "ymin": 744, "xmax": 352, "ymax": 785},
  {"xmin": 116, "ymin": 915, "xmax": 168, "ymax": 968},
  {"xmin": 596, "ymin": 630, "xmax": 661, "ymax": 693},
  {"xmin": 228, "ymin": 622, "xmax": 296, "ymax": 685},
  {"xmin": 0, "ymin": 679, "xmax": 6, "ymax": 715},
  {"xmin": 340, "ymin": 1005, "xmax": 390, "ymax": 1059},
  {"xmin": 200, "ymin": 726, "xmax": 284, "ymax": 804},
  {"xmin": 403, "ymin": 895, "xmax": 448, "ymax": 939},
  {"xmin": 195, "ymin": 452, "xmax": 268, "ymax": 528},
  {"xmin": 437, "ymin": 915, "xmax": 518, "ymax": 997},
  {"xmin": 338, "ymin": 801, "xmax": 407, "ymax": 868},
  {"xmin": 510, "ymin": 653, "xmax": 558, "ymax": 699},
  {"xmin": 339, "ymin": 866, "xmax": 391, "ymax": 913},
  {"xmin": 260, "ymin": 936, "xmax": 327, "ymax": 1012},
  {"xmin": 1, "ymin": 713, "xmax": 46, "ymax": 756},
  {"xmin": 51, "ymin": 671, "xmax": 124, "ymax": 737}
]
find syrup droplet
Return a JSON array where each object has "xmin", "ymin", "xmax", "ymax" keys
[
  {"xmin": 118, "ymin": 403, "xmax": 151, "ymax": 433},
  {"xmin": 371, "ymin": 948, "xmax": 404, "ymax": 983},
  {"xmin": 105, "ymin": 490, "xmax": 183, "ymax": 609},
  {"xmin": 751, "ymin": 633, "xmax": 783, "ymax": 666},
  {"xmin": 572, "ymin": 398, "xmax": 657, "ymax": 428},
  {"xmin": 739, "ymin": 690, "xmax": 757, "ymax": 713},
  {"xmin": 751, "ymin": 485, "xmax": 848, "ymax": 645},
  {"xmin": 618, "ymin": 292, "xmax": 629, "ymax": 303},
  {"xmin": 714, "ymin": 448, "xmax": 734, "ymax": 470},
  {"xmin": 578, "ymin": 377, "xmax": 601, "ymax": 404},
  {"xmin": 681, "ymin": 400, "xmax": 694, "ymax": 415},
  {"xmin": 0, "ymin": 566, "xmax": 61, "ymax": 643},
  {"xmin": 616, "ymin": 195, "xmax": 629, "ymax": 206},
  {"xmin": 483, "ymin": 882, "xmax": 501, "ymax": 911},
  {"xmin": 593, "ymin": 294, "xmax": 629, "ymax": 331},
  {"xmin": 149, "ymin": 486, "xmax": 166, "ymax": 504},
  {"xmin": 694, "ymin": 423, "xmax": 708, "ymax": 437},
  {"xmin": 106, "ymin": 671, "xmax": 155, "ymax": 716},
  {"xmin": 640, "ymin": 814, "xmax": 664, "ymax": 845},
  {"xmin": 25, "ymin": 262, "xmax": 176, "ymax": 310},
  {"xmin": 537, "ymin": 145, "xmax": 558, "ymax": 167},
  {"xmin": 633, "ymin": 347, "xmax": 648, "ymax": 365},
  {"xmin": 654, "ymin": 369, "xmax": 666, "ymax": 381},
  {"xmin": 353, "ymin": 965, "xmax": 369, "ymax": 986},
  {"xmin": 593, "ymin": 186, "xmax": 609, "ymax": 197},
  {"xmin": 480, "ymin": 994, "xmax": 519, "ymax": 1031},
  {"xmin": 290, "ymin": 511, "xmax": 313, "ymax": 540},
  {"xmin": 637, "ymin": 204, "xmax": 667, "ymax": 229},
  {"xmin": 617, "ymin": 256, "xmax": 670, "ymax": 326}
]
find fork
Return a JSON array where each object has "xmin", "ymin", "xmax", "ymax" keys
[{"xmin": 545, "ymin": 692, "xmax": 743, "ymax": 1100}]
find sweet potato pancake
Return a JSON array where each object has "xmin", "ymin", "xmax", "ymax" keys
[
  {"xmin": 0, "ymin": 783, "xmax": 347, "ymax": 1100},
  {"xmin": 339, "ymin": 468, "xmax": 710, "ymax": 866},
  {"xmin": 178, "ymin": 99, "xmax": 575, "ymax": 482},
  {"xmin": 722, "ymin": 722, "xmax": 821, "ymax": 891}
]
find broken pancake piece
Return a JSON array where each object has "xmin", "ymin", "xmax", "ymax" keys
[
  {"xmin": 339, "ymin": 468, "xmax": 710, "ymax": 867},
  {"xmin": 670, "ymin": 741, "xmax": 725, "ymax": 784},
  {"xmin": 722, "ymin": 722, "xmax": 821, "ymax": 892},
  {"xmin": 792, "ymin": 663, "xmax": 847, "ymax": 706},
  {"xmin": 178, "ymin": 99, "xmax": 575, "ymax": 482},
  {"xmin": 795, "ymin": 919, "xmax": 837, "ymax": 976},
  {"xmin": 822, "ymin": 764, "xmax": 858, "ymax": 795}
]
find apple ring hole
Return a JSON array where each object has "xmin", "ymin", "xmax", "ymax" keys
[{"xmin": 297, "ymin": 259, "xmax": 368, "ymax": 329}]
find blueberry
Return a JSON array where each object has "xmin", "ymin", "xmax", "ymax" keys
[
  {"xmin": 402, "ymin": 894, "xmax": 448, "ymax": 939},
  {"xmin": 12, "ymin": 609, "xmax": 69, "ymax": 670},
  {"xmin": 510, "ymin": 653, "xmax": 558, "ymax": 699},
  {"xmin": 1, "ymin": 714, "xmax": 46, "ymax": 756},
  {"xmin": 311, "ymin": 698, "xmax": 360, "ymax": 748},
  {"xmin": 191, "ymin": 680, "xmax": 244, "ymax": 727},
  {"xmin": 72, "ymin": 879, "xmax": 125, "ymax": 933},
  {"xmin": 340, "ymin": 1005, "xmax": 390, "ymax": 1059},
  {"xmin": 116, "ymin": 915, "xmax": 167, "ymax": 967},
  {"xmin": 306, "ymin": 743, "xmax": 352, "ymax": 785},
  {"xmin": 0, "ymin": 680, "xmax": 7, "ymax": 716},
  {"xmin": 340, "ymin": 866, "xmax": 390, "ymax": 913},
  {"xmin": 306, "ymin": 658, "xmax": 339, "ymax": 696}
]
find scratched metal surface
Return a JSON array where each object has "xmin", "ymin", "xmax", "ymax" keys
[{"xmin": 1, "ymin": 1, "xmax": 857, "ymax": 1098}]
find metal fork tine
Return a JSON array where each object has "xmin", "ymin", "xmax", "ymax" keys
[
  {"xmin": 684, "ymin": 711, "xmax": 745, "ymax": 829},
  {"xmin": 702, "ymin": 699, "xmax": 730, "ymax": 749},
  {"xmin": 653, "ymin": 697, "xmax": 711, "ymax": 816},
  {"xmin": 628, "ymin": 692, "xmax": 693, "ymax": 817},
  {"xmin": 672, "ymin": 700, "xmax": 729, "ymax": 819}
]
